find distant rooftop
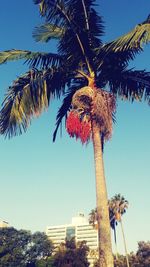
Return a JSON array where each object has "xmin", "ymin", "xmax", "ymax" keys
[
  {"xmin": 71, "ymin": 213, "xmax": 88, "ymax": 225},
  {"xmin": 0, "ymin": 220, "xmax": 9, "ymax": 228}
]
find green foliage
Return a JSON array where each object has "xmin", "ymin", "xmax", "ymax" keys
[
  {"xmin": 52, "ymin": 238, "xmax": 89, "ymax": 267},
  {"xmin": 89, "ymin": 194, "xmax": 129, "ymax": 229},
  {"xmin": 26, "ymin": 232, "xmax": 53, "ymax": 266},
  {"xmin": 0, "ymin": 227, "xmax": 150, "ymax": 267},
  {"xmin": 103, "ymin": 17, "xmax": 150, "ymax": 53},
  {"xmin": 113, "ymin": 242, "xmax": 150, "ymax": 267},
  {"xmin": 136, "ymin": 241, "xmax": 150, "ymax": 267},
  {"xmin": 33, "ymin": 24, "xmax": 65, "ymax": 42},
  {"xmin": 0, "ymin": 1, "xmax": 150, "ymax": 139},
  {"xmin": 0, "ymin": 227, "xmax": 31, "ymax": 267},
  {"xmin": 36, "ymin": 257, "xmax": 54, "ymax": 267},
  {"xmin": 0, "ymin": 67, "xmax": 69, "ymax": 137},
  {"xmin": 0, "ymin": 50, "xmax": 61, "ymax": 68},
  {"xmin": 94, "ymin": 243, "xmax": 150, "ymax": 267},
  {"xmin": 0, "ymin": 228, "xmax": 53, "ymax": 267}
]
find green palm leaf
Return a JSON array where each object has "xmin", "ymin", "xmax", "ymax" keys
[
  {"xmin": 0, "ymin": 67, "xmax": 69, "ymax": 137},
  {"xmin": 25, "ymin": 52, "xmax": 63, "ymax": 68},
  {"xmin": 33, "ymin": 0, "xmax": 68, "ymax": 28},
  {"xmin": 34, "ymin": 0, "xmax": 103, "ymax": 74},
  {"xmin": 0, "ymin": 49, "xmax": 62, "ymax": 68},
  {"xmin": 33, "ymin": 24, "xmax": 65, "ymax": 42},
  {"xmin": 108, "ymin": 70, "xmax": 150, "ymax": 104},
  {"xmin": 0, "ymin": 49, "xmax": 32, "ymax": 64},
  {"xmin": 102, "ymin": 15, "xmax": 150, "ymax": 53},
  {"xmin": 53, "ymin": 91, "xmax": 73, "ymax": 142}
]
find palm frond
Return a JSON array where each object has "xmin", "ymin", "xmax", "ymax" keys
[
  {"xmin": 34, "ymin": 0, "xmax": 104, "ymax": 74},
  {"xmin": 108, "ymin": 70, "xmax": 150, "ymax": 104},
  {"xmin": 0, "ymin": 49, "xmax": 32, "ymax": 64},
  {"xmin": 102, "ymin": 15, "xmax": 150, "ymax": 54},
  {"xmin": 96, "ymin": 48, "xmax": 138, "ymax": 80},
  {"xmin": 0, "ymin": 49, "xmax": 62, "ymax": 69},
  {"xmin": 33, "ymin": 23, "xmax": 65, "ymax": 42},
  {"xmin": 58, "ymin": 0, "xmax": 103, "ymax": 72},
  {"xmin": 53, "ymin": 80, "xmax": 86, "ymax": 141},
  {"xmin": 66, "ymin": 0, "xmax": 104, "ymax": 38},
  {"xmin": 0, "ymin": 67, "xmax": 70, "ymax": 137},
  {"xmin": 25, "ymin": 52, "xmax": 62, "ymax": 69},
  {"xmin": 33, "ymin": 0, "xmax": 68, "ymax": 27},
  {"xmin": 110, "ymin": 194, "xmax": 129, "ymax": 216},
  {"xmin": 52, "ymin": 91, "xmax": 73, "ymax": 142},
  {"xmin": 95, "ymin": 15, "xmax": 150, "ymax": 72}
]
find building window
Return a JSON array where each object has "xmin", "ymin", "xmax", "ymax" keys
[{"xmin": 66, "ymin": 227, "xmax": 75, "ymax": 241}]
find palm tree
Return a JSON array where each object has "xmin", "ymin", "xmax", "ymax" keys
[
  {"xmin": 89, "ymin": 198, "xmax": 128, "ymax": 260},
  {"xmin": 89, "ymin": 208, "xmax": 98, "ymax": 228},
  {"xmin": 89, "ymin": 207, "xmax": 117, "ymax": 256},
  {"xmin": 109, "ymin": 194, "xmax": 129, "ymax": 267},
  {"xmin": 0, "ymin": 1, "xmax": 150, "ymax": 266},
  {"xmin": 109, "ymin": 206, "xmax": 119, "ymax": 261}
]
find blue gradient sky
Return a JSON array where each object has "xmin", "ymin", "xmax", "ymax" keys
[{"xmin": 0, "ymin": 0, "xmax": 150, "ymax": 254}]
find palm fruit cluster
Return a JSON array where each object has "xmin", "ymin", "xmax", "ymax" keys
[{"xmin": 66, "ymin": 111, "xmax": 91, "ymax": 144}]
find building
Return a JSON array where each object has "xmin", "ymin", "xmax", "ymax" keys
[
  {"xmin": 0, "ymin": 220, "xmax": 9, "ymax": 228},
  {"xmin": 46, "ymin": 213, "xmax": 98, "ymax": 266}
]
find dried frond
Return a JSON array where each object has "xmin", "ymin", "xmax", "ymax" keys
[
  {"xmin": 72, "ymin": 86, "xmax": 95, "ymax": 110},
  {"xmin": 71, "ymin": 86, "xmax": 116, "ymax": 142},
  {"xmin": 92, "ymin": 90, "xmax": 116, "ymax": 140}
]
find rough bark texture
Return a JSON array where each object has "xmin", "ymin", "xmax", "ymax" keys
[{"xmin": 92, "ymin": 120, "xmax": 114, "ymax": 267}]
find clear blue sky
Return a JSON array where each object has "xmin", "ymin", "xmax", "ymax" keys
[{"xmin": 0, "ymin": 0, "xmax": 150, "ymax": 254}]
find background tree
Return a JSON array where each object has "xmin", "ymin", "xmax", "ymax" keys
[
  {"xmin": 0, "ymin": 227, "xmax": 53, "ymax": 267},
  {"xmin": 52, "ymin": 238, "xmax": 89, "ymax": 267},
  {"xmin": 0, "ymin": 1, "xmax": 150, "ymax": 266},
  {"xmin": 94, "ymin": 242, "xmax": 150, "ymax": 267},
  {"xmin": 0, "ymin": 227, "xmax": 31, "ymax": 267},
  {"xmin": 89, "ymin": 208, "xmax": 98, "ymax": 228},
  {"xmin": 26, "ymin": 232, "xmax": 53, "ymax": 267},
  {"xmin": 109, "ymin": 194, "xmax": 129, "ymax": 267},
  {"xmin": 135, "ymin": 241, "xmax": 150, "ymax": 267},
  {"xmin": 89, "ymin": 195, "xmax": 128, "ymax": 262}
]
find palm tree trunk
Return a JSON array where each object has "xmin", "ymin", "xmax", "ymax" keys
[
  {"xmin": 120, "ymin": 218, "xmax": 130, "ymax": 267},
  {"xmin": 113, "ymin": 227, "xmax": 118, "ymax": 260},
  {"xmin": 92, "ymin": 120, "xmax": 114, "ymax": 267}
]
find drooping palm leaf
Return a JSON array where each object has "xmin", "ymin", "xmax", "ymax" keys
[
  {"xmin": 0, "ymin": 67, "xmax": 70, "ymax": 137},
  {"xmin": 33, "ymin": 23, "xmax": 65, "ymax": 42},
  {"xmin": 96, "ymin": 49, "xmax": 138, "ymax": 80},
  {"xmin": 53, "ymin": 79, "xmax": 86, "ymax": 141},
  {"xmin": 0, "ymin": 49, "xmax": 63, "ymax": 69},
  {"xmin": 95, "ymin": 15, "xmax": 150, "ymax": 73},
  {"xmin": 108, "ymin": 70, "xmax": 150, "ymax": 104},
  {"xmin": 1, "ymin": 2, "xmax": 150, "ymax": 140},
  {"xmin": 26, "ymin": 52, "xmax": 63, "ymax": 68},
  {"xmin": 0, "ymin": 50, "xmax": 32, "ymax": 64},
  {"xmin": 52, "ymin": 90, "xmax": 73, "ymax": 142},
  {"xmin": 102, "ymin": 15, "xmax": 150, "ymax": 54}
]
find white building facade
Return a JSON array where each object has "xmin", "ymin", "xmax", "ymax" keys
[{"xmin": 46, "ymin": 213, "xmax": 98, "ymax": 266}]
